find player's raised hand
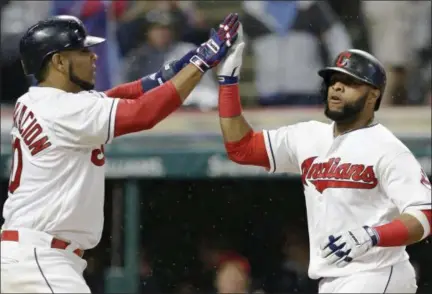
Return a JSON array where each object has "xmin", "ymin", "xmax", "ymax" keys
[
  {"xmin": 217, "ymin": 22, "xmax": 245, "ymax": 85},
  {"xmin": 189, "ymin": 13, "xmax": 240, "ymax": 73},
  {"xmin": 320, "ymin": 226, "xmax": 378, "ymax": 268}
]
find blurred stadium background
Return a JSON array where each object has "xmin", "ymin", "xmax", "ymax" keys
[{"xmin": 1, "ymin": 0, "xmax": 431, "ymax": 293}]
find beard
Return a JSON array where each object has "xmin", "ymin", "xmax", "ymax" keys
[
  {"xmin": 324, "ymin": 91, "xmax": 368, "ymax": 123},
  {"xmin": 69, "ymin": 63, "xmax": 95, "ymax": 91}
]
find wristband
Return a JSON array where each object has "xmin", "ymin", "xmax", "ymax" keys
[
  {"xmin": 140, "ymin": 72, "xmax": 164, "ymax": 92},
  {"xmin": 372, "ymin": 220, "xmax": 410, "ymax": 247},
  {"xmin": 140, "ymin": 60, "xmax": 179, "ymax": 92},
  {"xmin": 190, "ymin": 55, "xmax": 210, "ymax": 73},
  {"xmin": 218, "ymin": 76, "xmax": 239, "ymax": 85},
  {"xmin": 219, "ymin": 84, "xmax": 242, "ymax": 117}
]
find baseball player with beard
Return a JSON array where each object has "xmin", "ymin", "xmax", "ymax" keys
[
  {"xmin": 215, "ymin": 24, "xmax": 431, "ymax": 293},
  {"xmin": 1, "ymin": 14, "xmax": 240, "ymax": 293}
]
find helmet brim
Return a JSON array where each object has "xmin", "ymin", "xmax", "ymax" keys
[
  {"xmin": 318, "ymin": 67, "xmax": 375, "ymax": 88},
  {"xmin": 84, "ymin": 35, "xmax": 105, "ymax": 47}
]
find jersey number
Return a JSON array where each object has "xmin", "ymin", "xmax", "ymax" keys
[{"xmin": 8, "ymin": 138, "xmax": 23, "ymax": 193}]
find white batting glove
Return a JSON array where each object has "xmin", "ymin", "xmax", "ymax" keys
[
  {"xmin": 217, "ymin": 23, "xmax": 245, "ymax": 84},
  {"xmin": 320, "ymin": 226, "xmax": 378, "ymax": 268}
]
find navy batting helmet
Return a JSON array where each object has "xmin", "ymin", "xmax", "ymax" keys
[
  {"xmin": 318, "ymin": 49, "xmax": 386, "ymax": 111},
  {"xmin": 19, "ymin": 15, "xmax": 105, "ymax": 76}
]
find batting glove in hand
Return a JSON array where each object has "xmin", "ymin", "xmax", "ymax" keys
[
  {"xmin": 320, "ymin": 226, "xmax": 378, "ymax": 268},
  {"xmin": 190, "ymin": 13, "xmax": 240, "ymax": 73},
  {"xmin": 217, "ymin": 23, "xmax": 245, "ymax": 85}
]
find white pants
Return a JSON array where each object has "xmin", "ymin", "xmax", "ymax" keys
[
  {"xmin": 1, "ymin": 230, "xmax": 90, "ymax": 293},
  {"xmin": 319, "ymin": 261, "xmax": 417, "ymax": 293}
]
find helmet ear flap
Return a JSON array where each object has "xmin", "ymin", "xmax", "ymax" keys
[
  {"xmin": 372, "ymin": 88, "xmax": 383, "ymax": 111},
  {"xmin": 374, "ymin": 96, "xmax": 382, "ymax": 111},
  {"xmin": 21, "ymin": 60, "xmax": 30, "ymax": 76}
]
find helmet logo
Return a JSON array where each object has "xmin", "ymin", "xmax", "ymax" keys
[{"xmin": 336, "ymin": 52, "xmax": 351, "ymax": 67}]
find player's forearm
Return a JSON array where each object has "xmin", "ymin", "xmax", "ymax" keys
[
  {"xmin": 219, "ymin": 84, "xmax": 270, "ymax": 168},
  {"xmin": 170, "ymin": 63, "xmax": 204, "ymax": 102},
  {"xmin": 114, "ymin": 81, "xmax": 180, "ymax": 136},
  {"xmin": 372, "ymin": 210, "xmax": 431, "ymax": 247},
  {"xmin": 104, "ymin": 59, "xmax": 188, "ymax": 99},
  {"xmin": 113, "ymin": 64, "xmax": 203, "ymax": 136},
  {"xmin": 219, "ymin": 84, "xmax": 252, "ymax": 141},
  {"xmin": 107, "ymin": 62, "xmax": 202, "ymax": 102},
  {"xmin": 220, "ymin": 116, "xmax": 252, "ymax": 142}
]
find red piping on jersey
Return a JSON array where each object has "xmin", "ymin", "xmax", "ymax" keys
[
  {"xmin": 224, "ymin": 130, "xmax": 270, "ymax": 169},
  {"xmin": 114, "ymin": 81, "xmax": 181, "ymax": 137},
  {"xmin": 104, "ymin": 80, "xmax": 143, "ymax": 99}
]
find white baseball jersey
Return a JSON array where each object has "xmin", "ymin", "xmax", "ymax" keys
[
  {"xmin": 263, "ymin": 120, "xmax": 431, "ymax": 280},
  {"xmin": 2, "ymin": 86, "xmax": 119, "ymax": 250}
]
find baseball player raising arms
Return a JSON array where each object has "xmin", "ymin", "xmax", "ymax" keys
[
  {"xmin": 1, "ymin": 14, "xmax": 240, "ymax": 293},
  {"xmin": 216, "ymin": 25, "xmax": 431, "ymax": 293}
]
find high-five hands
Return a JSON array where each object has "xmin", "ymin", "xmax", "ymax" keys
[
  {"xmin": 138, "ymin": 14, "xmax": 241, "ymax": 92},
  {"xmin": 189, "ymin": 13, "xmax": 240, "ymax": 73},
  {"xmin": 217, "ymin": 22, "xmax": 245, "ymax": 85}
]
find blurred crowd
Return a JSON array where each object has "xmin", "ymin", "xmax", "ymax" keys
[
  {"xmin": 81, "ymin": 222, "xmax": 430, "ymax": 294},
  {"xmin": 82, "ymin": 223, "xmax": 321, "ymax": 294},
  {"xmin": 1, "ymin": 0, "xmax": 431, "ymax": 109},
  {"xmin": 1, "ymin": 1, "xmax": 431, "ymax": 293}
]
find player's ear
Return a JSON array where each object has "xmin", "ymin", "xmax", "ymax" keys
[
  {"xmin": 51, "ymin": 53, "xmax": 68, "ymax": 74},
  {"xmin": 367, "ymin": 88, "xmax": 380, "ymax": 107},
  {"xmin": 371, "ymin": 88, "xmax": 380, "ymax": 100}
]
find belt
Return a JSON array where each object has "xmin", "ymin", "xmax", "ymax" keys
[{"xmin": 1, "ymin": 230, "xmax": 84, "ymax": 258}]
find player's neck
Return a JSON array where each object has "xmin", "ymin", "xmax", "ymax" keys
[
  {"xmin": 38, "ymin": 76, "xmax": 81, "ymax": 93},
  {"xmin": 334, "ymin": 115, "xmax": 374, "ymax": 137}
]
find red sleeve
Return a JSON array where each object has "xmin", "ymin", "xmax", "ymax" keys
[
  {"xmin": 104, "ymin": 80, "xmax": 144, "ymax": 99},
  {"xmin": 218, "ymin": 84, "xmax": 269, "ymax": 168},
  {"xmin": 224, "ymin": 131, "xmax": 270, "ymax": 169},
  {"xmin": 114, "ymin": 81, "xmax": 181, "ymax": 137}
]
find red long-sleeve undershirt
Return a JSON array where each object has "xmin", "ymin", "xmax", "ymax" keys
[
  {"xmin": 105, "ymin": 80, "xmax": 181, "ymax": 137},
  {"xmin": 219, "ymin": 84, "xmax": 270, "ymax": 169},
  {"xmin": 104, "ymin": 80, "xmax": 144, "ymax": 99},
  {"xmin": 224, "ymin": 130, "xmax": 270, "ymax": 169}
]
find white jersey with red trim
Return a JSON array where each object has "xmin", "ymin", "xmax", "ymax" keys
[
  {"xmin": 2, "ymin": 86, "xmax": 119, "ymax": 249},
  {"xmin": 263, "ymin": 120, "xmax": 431, "ymax": 279}
]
